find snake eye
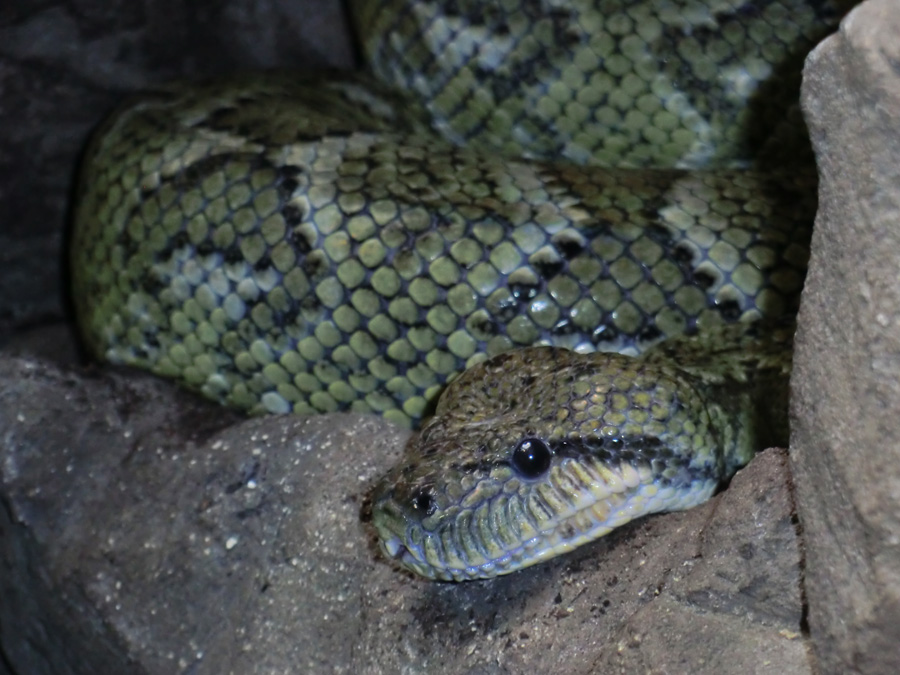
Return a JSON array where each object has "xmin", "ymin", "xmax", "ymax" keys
[
  {"xmin": 511, "ymin": 437, "xmax": 553, "ymax": 479},
  {"xmin": 410, "ymin": 489, "xmax": 436, "ymax": 516}
]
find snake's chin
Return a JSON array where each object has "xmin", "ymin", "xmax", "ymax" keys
[
  {"xmin": 380, "ymin": 535, "xmax": 404, "ymax": 559},
  {"xmin": 379, "ymin": 535, "xmax": 431, "ymax": 578},
  {"xmin": 376, "ymin": 476, "xmax": 720, "ymax": 582}
]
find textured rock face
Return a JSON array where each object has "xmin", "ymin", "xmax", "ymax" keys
[
  {"xmin": 793, "ymin": 0, "xmax": 900, "ymax": 672},
  {"xmin": 0, "ymin": 356, "xmax": 808, "ymax": 674}
]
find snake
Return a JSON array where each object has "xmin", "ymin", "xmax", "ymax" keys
[{"xmin": 71, "ymin": 0, "xmax": 851, "ymax": 581}]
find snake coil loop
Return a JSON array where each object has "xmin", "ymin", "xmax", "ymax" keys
[{"xmin": 72, "ymin": 0, "xmax": 848, "ymax": 579}]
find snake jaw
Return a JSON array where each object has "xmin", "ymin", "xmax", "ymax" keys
[
  {"xmin": 373, "ymin": 455, "xmax": 721, "ymax": 581},
  {"xmin": 379, "ymin": 533, "xmax": 429, "ymax": 579},
  {"xmin": 371, "ymin": 482, "xmax": 445, "ymax": 580},
  {"xmin": 376, "ymin": 466, "xmax": 718, "ymax": 581}
]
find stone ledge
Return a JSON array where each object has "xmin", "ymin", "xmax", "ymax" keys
[{"xmin": 0, "ymin": 355, "xmax": 805, "ymax": 673}]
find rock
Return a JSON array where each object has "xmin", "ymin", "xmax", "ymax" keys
[
  {"xmin": 793, "ymin": 0, "xmax": 900, "ymax": 672},
  {"xmin": 589, "ymin": 449, "xmax": 809, "ymax": 675},
  {"xmin": 0, "ymin": 356, "xmax": 406, "ymax": 674},
  {"xmin": 0, "ymin": 356, "xmax": 806, "ymax": 673},
  {"xmin": 2, "ymin": 323, "xmax": 82, "ymax": 367}
]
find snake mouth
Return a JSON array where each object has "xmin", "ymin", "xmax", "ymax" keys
[
  {"xmin": 378, "ymin": 530, "xmax": 446, "ymax": 580},
  {"xmin": 372, "ymin": 492, "xmax": 441, "ymax": 580},
  {"xmin": 375, "ymin": 513, "xmax": 455, "ymax": 580},
  {"xmin": 379, "ymin": 535, "xmax": 428, "ymax": 576},
  {"xmin": 374, "ymin": 468, "xmax": 721, "ymax": 582}
]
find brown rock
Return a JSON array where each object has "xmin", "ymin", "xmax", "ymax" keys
[
  {"xmin": 0, "ymin": 355, "xmax": 807, "ymax": 673},
  {"xmin": 589, "ymin": 449, "xmax": 809, "ymax": 674},
  {"xmin": 794, "ymin": 0, "xmax": 900, "ymax": 672}
]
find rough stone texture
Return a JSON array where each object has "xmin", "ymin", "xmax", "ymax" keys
[
  {"xmin": 0, "ymin": 0, "xmax": 354, "ymax": 342},
  {"xmin": 793, "ymin": 0, "xmax": 900, "ymax": 672},
  {"xmin": 0, "ymin": 355, "xmax": 808, "ymax": 674}
]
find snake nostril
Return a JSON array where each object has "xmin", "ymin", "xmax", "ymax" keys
[
  {"xmin": 410, "ymin": 488, "xmax": 437, "ymax": 516},
  {"xmin": 511, "ymin": 437, "xmax": 553, "ymax": 479}
]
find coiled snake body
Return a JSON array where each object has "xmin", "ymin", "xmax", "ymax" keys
[{"xmin": 72, "ymin": 0, "xmax": 849, "ymax": 580}]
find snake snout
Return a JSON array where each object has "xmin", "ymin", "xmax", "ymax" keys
[{"xmin": 370, "ymin": 468, "xmax": 445, "ymax": 580}]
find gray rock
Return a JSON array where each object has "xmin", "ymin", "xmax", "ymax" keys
[
  {"xmin": 793, "ymin": 0, "xmax": 900, "ymax": 672},
  {"xmin": 0, "ymin": 355, "xmax": 808, "ymax": 674}
]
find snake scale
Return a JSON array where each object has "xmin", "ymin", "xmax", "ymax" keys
[{"xmin": 72, "ymin": 0, "xmax": 851, "ymax": 581}]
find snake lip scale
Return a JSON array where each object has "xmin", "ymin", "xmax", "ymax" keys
[
  {"xmin": 72, "ymin": 0, "xmax": 846, "ymax": 580},
  {"xmin": 376, "ymin": 469, "xmax": 721, "ymax": 582}
]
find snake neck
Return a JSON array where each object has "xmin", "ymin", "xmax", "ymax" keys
[{"xmin": 644, "ymin": 321, "xmax": 794, "ymax": 474}]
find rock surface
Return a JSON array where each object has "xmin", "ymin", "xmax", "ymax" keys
[
  {"xmin": 0, "ymin": 355, "xmax": 808, "ymax": 674},
  {"xmin": 793, "ymin": 0, "xmax": 900, "ymax": 672}
]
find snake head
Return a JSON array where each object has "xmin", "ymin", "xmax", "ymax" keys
[{"xmin": 371, "ymin": 346, "xmax": 727, "ymax": 581}]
